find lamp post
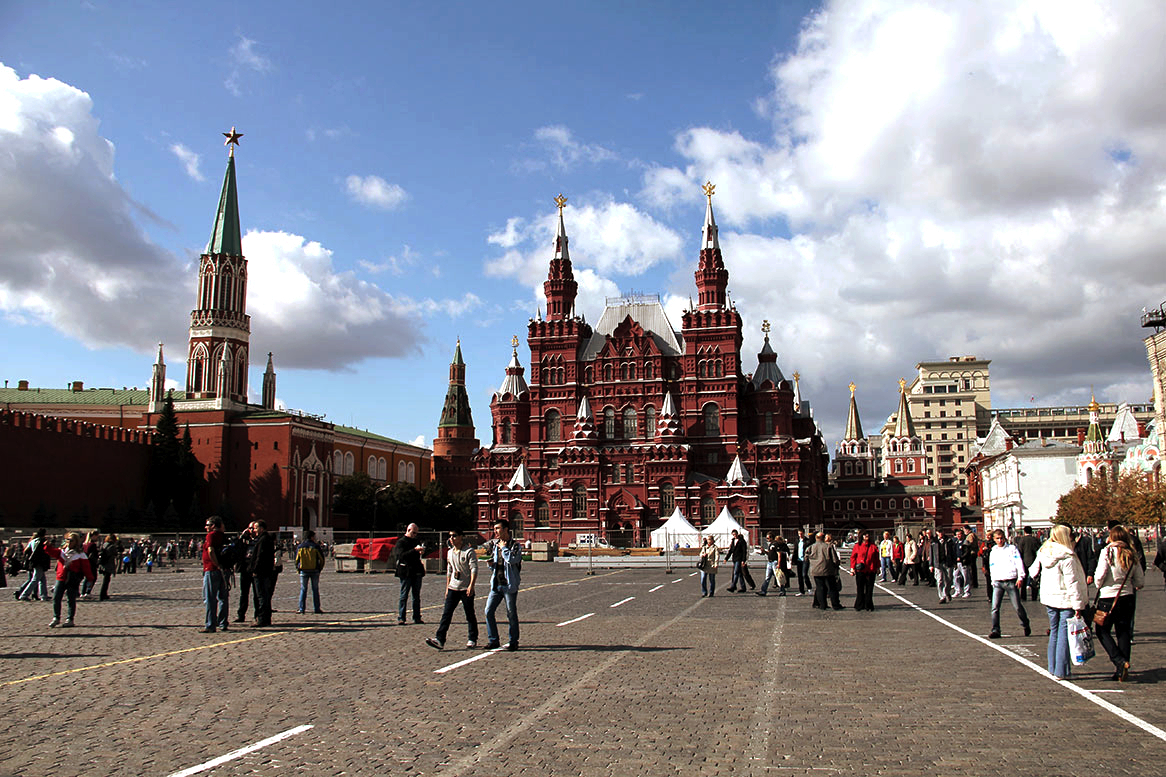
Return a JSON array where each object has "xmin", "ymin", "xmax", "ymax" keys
[{"xmin": 368, "ymin": 483, "xmax": 392, "ymax": 574}]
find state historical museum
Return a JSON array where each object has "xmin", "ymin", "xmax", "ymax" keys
[{"xmin": 435, "ymin": 187, "xmax": 827, "ymax": 545}]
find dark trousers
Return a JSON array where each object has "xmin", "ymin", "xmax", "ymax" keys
[
  {"xmin": 434, "ymin": 588, "xmax": 478, "ymax": 645},
  {"xmin": 252, "ymin": 573, "xmax": 274, "ymax": 625},
  {"xmin": 742, "ymin": 564, "xmax": 756, "ymax": 589},
  {"xmin": 398, "ymin": 573, "xmax": 423, "ymax": 622},
  {"xmin": 854, "ymin": 571, "xmax": 876, "ymax": 610},
  {"xmin": 237, "ymin": 570, "xmax": 254, "ymax": 619},
  {"xmin": 1096, "ymin": 594, "xmax": 1136, "ymax": 669},
  {"xmin": 813, "ymin": 575, "xmax": 841, "ymax": 609},
  {"xmin": 52, "ymin": 576, "xmax": 81, "ymax": 621},
  {"xmin": 801, "ymin": 560, "xmax": 813, "ymax": 591},
  {"xmin": 99, "ymin": 571, "xmax": 113, "ymax": 599}
]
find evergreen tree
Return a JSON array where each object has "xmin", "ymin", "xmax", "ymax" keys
[{"xmin": 147, "ymin": 392, "xmax": 205, "ymax": 527}]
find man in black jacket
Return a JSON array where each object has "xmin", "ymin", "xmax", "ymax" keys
[
  {"xmin": 1014, "ymin": 526, "xmax": 1040, "ymax": 601},
  {"xmin": 249, "ymin": 520, "xmax": 276, "ymax": 627},
  {"xmin": 235, "ymin": 522, "xmax": 257, "ymax": 623},
  {"xmin": 793, "ymin": 529, "xmax": 812, "ymax": 596},
  {"xmin": 724, "ymin": 530, "xmax": 751, "ymax": 593},
  {"xmin": 395, "ymin": 523, "xmax": 427, "ymax": 625}
]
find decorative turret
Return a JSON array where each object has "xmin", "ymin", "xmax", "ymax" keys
[
  {"xmin": 751, "ymin": 320, "xmax": 785, "ymax": 388},
  {"xmin": 573, "ymin": 395, "xmax": 598, "ymax": 444},
  {"xmin": 543, "ymin": 194, "xmax": 578, "ymax": 321},
  {"xmin": 835, "ymin": 382, "xmax": 874, "ymax": 485},
  {"xmin": 891, "ymin": 378, "xmax": 916, "ymax": 438},
  {"xmin": 883, "ymin": 378, "xmax": 927, "ymax": 486},
  {"xmin": 490, "ymin": 336, "xmax": 531, "ymax": 447},
  {"xmin": 656, "ymin": 391, "xmax": 683, "ymax": 440},
  {"xmin": 1083, "ymin": 393, "xmax": 1105, "ymax": 454},
  {"xmin": 726, "ymin": 454, "xmax": 752, "ymax": 485},
  {"xmin": 497, "ymin": 338, "xmax": 530, "ymax": 398},
  {"xmin": 1077, "ymin": 392, "xmax": 1118, "ymax": 486},
  {"xmin": 148, "ymin": 343, "xmax": 166, "ymax": 410},
  {"xmin": 186, "ymin": 128, "xmax": 250, "ymax": 405},
  {"xmin": 694, "ymin": 182, "xmax": 728, "ymax": 311},
  {"xmin": 792, "ymin": 371, "xmax": 803, "ymax": 414},
  {"xmin": 843, "ymin": 382, "xmax": 864, "ymax": 441},
  {"xmin": 434, "ymin": 339, "xmax": 481, "ymax": 494},
  {"xmin": 262, "ymin": 352, "xmax": 277, "ymax": 410},
  {"xmin": 506, "ymin": 461, "xmax": 535, "ymax": 490}
]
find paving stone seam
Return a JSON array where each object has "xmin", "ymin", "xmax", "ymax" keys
[{"xmin": 746, "ymin": 596, "xmax": 787, "ymax": 776}]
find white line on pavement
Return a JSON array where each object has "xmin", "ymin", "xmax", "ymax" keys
[
  {"xmin": 649, "ymin": 585, "xmax": 664, "ymax": 592},
  {"xmin": 1091, "ymin": 689, "xmax": 1126, "ymax": 693},
  {"xmin": 434, "ymin": 649, "xmax": 500, "ymax": 674},
  {"xmin": 167, "ymin": 725, "xmax": 313, "ymax": 777},
  {"xmin": 610, "ymin": 597, "xmax": 634, "ymax": 608},
  {"xmin": 877, "ymin": 584, "xmax": 1166, "ymax": 743},
  {"xmin": 556, "ymin": 613, "xmax": 595, "ymax": 626}
]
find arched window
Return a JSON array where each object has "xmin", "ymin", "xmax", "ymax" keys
[
  {"xmin": 731, "ymin": 507, "xmax": 745, "ymax": 524},
  {"xmin": 333, "ymin": 451, "xmax": 343, "ymax": 473},
  {"xmin": 407, "ymin": 462, "xmax": 416, "ymax": 483},
  {"xmin": 628, "ymin": 363, "xmax": 636, "ymax": 380},
  {"xmin": 644, "ymin": 362, "xmax": 654, "ymax": 380},
  {"xmin": 697, "ymin": 361, "xmax": 706, "ymax": 378},
  {"xmin": 895, "ymin": 459, "xmax": 903, "ymax": 473},
  {"xmin": 546, "ymin": 409, "xmax": 562, "ymax": 442},
  {"xmin": 700, "ymin": 497, "xmax": 716, "ymax": 523},
  {"xmin": 861, "ymin": 499, "xmax": 868, "ymax": 510},
  {"xmin": 703, "ymin": 404, "xmax": 720, "ymax": 436},
  {"xmin": 398, "ymin": 460, "xmax": 407, "ymax": 481},
  {"xmin": 847, "ymin": 500, "xmax": 855, "ymax": 510},
  {"xmin": 834, "ymin": 500, "xmax": 841, "ymax": 511},
  {"xmin": 603, "ymin": 364, "xmax": 613, "ymax": 382},
  {"xmin": 509, "ymin": 510, "xmax": 524, "ymax": 539},
  {"xmin": 659, "ymin": 482, "xmax": 674, "ymax": 516},
  {"xmin": 536, "ymin": 501, "xmax": 550, "ymax": 527},
  {"xmin": 623, "ymin": 407, "xmax": 637, "ymax": 438},
  {"xmin": 715, "ymin": 359, "xmax": 723, "ymax": 378},
  {"xmin": 368, "ymin": 455, "xmax": 377, "ymax": 475},
  {"xmin": 763, "ymin": 484, "xmax": 779, "ymax": 517},
  {"xmin": 845, "ymin": 462, "xmax": 853, "ymax": 475},
  {"xmin": 875, "ymin": 499, "xmax": 882, "ymax": 510},
  {"xmin": 603, "ymin": 408, "xmax": 615, "ymax": 439},
  {"xmin": 584, "ymin": 366, "xmax": 593, "ymax": 383},
  {"xmin": 621, "ymin": 363, "xmax": 629, "ymax": 381},
  {"xmin": 344, "ymin": 451, "xmax": 354, "ymax": 476},
  {"xmin": 908, "ymin": 458, "xmax": 916, "ymax": 473},
  {"xmin": 764, "ymin": 411, "xmax": 773, "ymax": 436},
  {"xmin": 378, "ymin": 457, "xmax": 387, "ymax": 480},
  {"xmin": 573, "ymin": 484, "xmax": 586, "ymax": 520},
  {"xmin": 644, "ymin": 406, "xmax": 656, "ymax": 437},
  {"xmin": 502, "ymin": 418, "xmax": 512, "ymax": 444},
  {"xmin": 889, "ymin": 498, "xmax": 897, "ymax": 509}
]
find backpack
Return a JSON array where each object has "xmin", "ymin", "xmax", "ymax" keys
[
  {"xmin": 30, "ymin": 540, "xmax": 50, "ymax": 570},
  {"xmin": 217, "ymin": 538, "xmax": 240, "ymax": 571},
  {"xmin": 295, "ymin": 544, "xmax": 321, "ymax": 572}
]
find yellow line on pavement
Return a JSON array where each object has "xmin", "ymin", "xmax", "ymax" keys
[{"xmin": 1, "ymin": 569, "xmax": 625, "ymax": 688}]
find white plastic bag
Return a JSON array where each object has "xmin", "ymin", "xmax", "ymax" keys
[{"xmin": 1068, "ymin": 615, "xmax": 1095, "ymax": 666}]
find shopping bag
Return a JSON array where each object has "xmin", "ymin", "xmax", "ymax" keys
[{"xmin": 1067, "ymin": 615, "xmax": 1095, "ymax": 666}]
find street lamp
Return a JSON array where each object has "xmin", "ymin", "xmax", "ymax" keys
[{"xmin": 370, "ymin": 483, "xmax": 393, "ymax": 540}]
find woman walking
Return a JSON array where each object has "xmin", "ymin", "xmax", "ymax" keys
[
  {"xmin": 1093, "ymin": 525, "xmax": 1145, "ymax": 681},
  {"xmin": 1029, "ymin": 525, "xmax": 1088, "ymax": 680},
  {"xmin": 98, "ymin": 534, "xmax": 118, "ymax": 600},
  {"xmin": 47, "ymin": 532, "xmax": 96, "ymax": 628},
  {"xmin": 698, "ymin": 536, "xmax": 719, "ymax": 597}
]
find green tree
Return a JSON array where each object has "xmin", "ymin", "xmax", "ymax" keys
[
  {"xmin": 147, "ymin": 393, "xmax": 205, "ymax": 527},
  {"xmin": 333, "ymin": 472, "xmax": 376, "ymax": 531}
]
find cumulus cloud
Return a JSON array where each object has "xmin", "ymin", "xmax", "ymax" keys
[
  {"xmin": 345, "ymin": 174, "xmax": 408, "ymax": 210},
  {"xmin": 637, "ymin": 0, "xmax": 1166, "ymax": 442},
  {"xmin": 484, "ymin": 197, "xmax": 683, "ymax": 314},
  {"xmin": 170, "ymin": 143, "xmax": 203, "ymax": 181}
]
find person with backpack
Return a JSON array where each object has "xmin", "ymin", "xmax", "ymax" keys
[
  {"xmin": 16, "ymin": 528, "xmax": 51, "ymax": 601},
  {"xmin": 98, "ymin": 534, "xmax": 118, "ymax": 600},
  {"xmin": 295, "ymin": 529, "xmax": 326, "ymax": 614}
]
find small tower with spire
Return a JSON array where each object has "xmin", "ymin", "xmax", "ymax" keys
[
  {"xmin": 544, "ymin": 194, "xmax": 578, "ymax": 321},
  {"xmin": 834, "ymin": 382, "xmax": 875, "ymax": 486},
  {"xmin": 261, "ymin": 352, "xmax": 277, "ymax": 410},
  {"xmin": 186, "ymin": 127, "xmax": 250, "ymax": 406},
  {"xmin": 1077, "ymin": 392, "xmax": 1118, "ymax": 485},
  {"xmin": 490, "ymin": 336, "xmax": 531, "ymax": 448},
  {"xmin": 882, "ymin": 378, "xmax": 928, "ymax": 486},
  {"xmin": 148, "ymin": 342, "xmax": 167, "ymax": 412},
  {"xmin": 694, "ymin": 181, "xmax": 728, "ymax": 311},
  {"xmin": 433, "ymin": 339, "xmax": 481, "ymax": 494}
]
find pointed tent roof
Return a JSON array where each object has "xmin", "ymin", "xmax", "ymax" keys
[
  {"xmin": 703, "ymin": 507, "xmax": 746, "ymax": 543},
  {"xmin": 573, "ymin": 395, "xmax": 598, "ymax": 443},
  {"xmin": 205, "ymin": 154, "xmax": 242, "ymax": 256},
  {"xmin": 1108, "ymin": 402, "xmax": 1142, "ymax": 444},
  {"xmin": 506, "ymin": 461, "xmax": 535, "ymax": 490},
  {"xmin": 648, "ymin": 507, "xmax": 702, "ymax": 548},
  {"xmin": 1084, "ymin": 394, "xmax": 1105, "ymax": 445},
  {"xmin": 155, "ymin": 342, "xmax": 165, "ymax": 366},
  {"xmin": 554, "ymin": 198, "xmax": 570, "ymax": 262},
  {"xmin": 497, "ymin": 347, "xmax": 529, "ymax": 397},
  {"xmin": 890, "ymin": 379, "xmax": 916, "ymax": 438},
  {"xmin": 656, "ymin": 391, "xmax": 682, "ymax": 439},
  {"xmin": 843, "ymin": 382, "xmax": 863, "ymax": 441},
  {"xmin": 725, "ymin": 454, "xmax": 752, "ymax": 485},
  {"xmin": 971, "ymin": 417, "xmax": 1014, "ymax": 459},
  {"xmin": 751, "ymin": 334, "xmax": 785, "ymax": 388},
  {"xmin": 264, "ymin": 352, "xmax": 275, "ymax": 374},
  {"xmin": 438, "ymin": 341, "xmax": 474, "ymax": 429}
]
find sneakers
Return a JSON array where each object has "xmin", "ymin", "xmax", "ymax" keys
[
  {"xmin": 62, "ymin": 619, "xmax": 74, "ymax": 628},
  {"xmin": 425, "ymin": 637, "xmax": 444, "ymax": 650},
  {"xmin": 466, "ymin": 640, "xmax": 477, "ymax": 649},
  {"xmin": 296, "ymin": 609, "xmax": 305, "ymax": 614},
  {"xmin": 49, "ymin": 618, "xmax": 60, "ymax": 628},
  {"xmin": 795, "ymin": 592, "xmax": 805, "ymax": 597}
]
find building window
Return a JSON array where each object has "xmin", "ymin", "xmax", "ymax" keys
[
  {"xmin": 333, "ymin": 451, "xmax": 343, "ymax": 472},
  {"xmin": 547, "ymin": 455, "xmax": 559, "ymax": 469},
  {"xmin": 502, "ymin": 418, "xmax": 512, "ymax": 444},
  {"xmin": 584, "ymin": 366, "xmax": 593, "ymax": 383},
  {"xmin": 305, "ymin": 473, "xmax": 317, "ymax": 498},
  {"xmin": 703, "ymin": 403, "xmax": 720, "ymax": 436},
  {"xmin": 407, "ymin": 462, "xmax": 415, "ymax": 483},
  {"xmin": 908, "ymin": 459, "xmax": 915, "ymax": 472},
  {"xmin": 344, "ymin": 451, "xmax": 354, "ymax": 476},
  {"xmin": 536, "ymin": 501, "xmax": 550, "ymax": 527},
  {"xmin": 603, "ymin": 364, "xmax": 613, "ymax": 382},
  {"xmin": 547, "ymin": 409, "xmax": 562, "ymax": 442},
  {"xmin": 378, "ymin": 457, "xmax": 387, "ymax": 480},
  {"xmin": 604, "ymin": 408, "xmax": 616, "ymax": 439},
  {"xmin": 398, "ymin": 461, "xmax": 407, "ymax": 481},
  {"xmin": 509, "ymin": 511, "xmax": 524, "ymax": 539},
  {"xmin": 701, "ymin": 497, "xmax": 715, "ymax": 523},
  {"xmin": 895, "ymin": 459, "xmax": 903, "ymax": 473},
  {"xmin": 764, "ymin": 411, "xmax": 773, "ymax": 436},
  {"xmin": 368, "ymin": 455, "xmax": 377, "ymax": 474},
  {"xmin": 644, "ymin": 406, "xmax": 656, "ymax": 437},
  {"xmin": 573, "ymin": 484, "xmax": 586, "ymax": 520},
  {"xmin": 706, "ymin": 451, "xmax": 718, "ymax": 465},
  {"xmin": 889, "ymin": 498, "xmax": 897, "ymax": 509},
  {"xmin": 875, "ymin": 499, "xmax": 882, "ymax": 510},
  {"xmin": 659, "ymin": 482, "xmax": 674, "ymax": 515},
  {"xmin": 624, "ymin": 464, "xmax": 634, "ymax": 484},
  {"xmin": 623, "ymin": 407, "xmax": 637, "ymax": 439},
  {"xmin": 644, "ymin": 362, "xmax": 654, "ymax": 380},
  {"xmin": 861, "ymin": 500, "xmax": 868, "ymax": 510}
]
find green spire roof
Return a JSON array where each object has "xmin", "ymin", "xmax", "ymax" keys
[
  {"xmin": 205, "ymin": 154, "xmax": 242, "ymax": 256},
  {"xmin": 452, "ymin": 339, "xmax": 465, "ymax": 367}
]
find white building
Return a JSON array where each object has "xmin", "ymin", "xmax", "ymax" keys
[{"xmin": 977, "ymin": 439, "xmax": 1081, "ymax": 533}]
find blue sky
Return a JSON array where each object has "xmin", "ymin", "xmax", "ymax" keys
[{"xmin": 3, "ymin": 1, "xmax": 1166, "ymax": 450}]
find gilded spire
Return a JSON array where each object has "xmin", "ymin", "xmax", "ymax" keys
[
  {"xmin": 553, "ymin": 194, "xmax": 570, "ymax": 262},
  {"xmin": 843, "ymin": 382, "xmax": 864, "ymax": 441},
  {"xmin": 892, "ymin": 378, "xmax": 916, "ymax": 438},
  {"xmin": 701, "ymin": 180, "xmax": 720, "ymax": 251}
]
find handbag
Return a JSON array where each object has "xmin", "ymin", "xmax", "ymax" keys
[
  {"xmin": 776, "ymin": 569, "xmax": 788, "ymax": 587},
  {"xmin": 696, "ymin": 556, "xmax": 709, "ymax": 571},
  {"xmin": 1092, "ymin": 549, "xmax": 1129, "ymax": 628}
]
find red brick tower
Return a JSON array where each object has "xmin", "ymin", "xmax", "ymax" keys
[{"xmin": 433, "ymin": 340, "xmax": 480, "ymax": 494}]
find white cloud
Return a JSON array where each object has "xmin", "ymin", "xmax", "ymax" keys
[
  {"xmin": 409, "ymin": 434, "xmax": 430, "ymax": 449},
  {"xmin": 345, "ymin": 174, "xmax": 408, "ymax": 210},
  {"xmin": 359, "ymin": 245, "xmax": 419, "ymax": 275},
  {"xmin": 169, "ymin": 143, "xmax": 203, "ymax": 181},
  {"xmin": 635, "ymin": 0, "xmax": 1166, "ymax": 443},
  {"xmin": 484, "ymin": 197, "xmax": 683, "ymax": 314},
  {"xmin": 225, "ymin": 35, "xmax": 272, "ymax": 96},
  {"xmin": 532, "ymin": 124, "xmax": 618, "ymax": 170}
]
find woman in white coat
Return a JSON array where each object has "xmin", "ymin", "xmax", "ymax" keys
[
  {"xmin": 1093, "ymin": 525, "xmax": 1145, "ymax": 681},
  {"xmin": 1028, "ymin": 525, "xmax": 1088, "ymax": 680}
]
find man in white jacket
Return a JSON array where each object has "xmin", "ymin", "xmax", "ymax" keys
[{"xmin": 988, "ymin": 529, "xmax": 1032, "ymax": 639}]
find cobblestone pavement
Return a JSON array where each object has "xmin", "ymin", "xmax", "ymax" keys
[{"xmin": 3, "ymin": 562, "xmax": 1166, "ymax": 776}]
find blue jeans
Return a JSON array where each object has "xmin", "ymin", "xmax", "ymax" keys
[
  {"xmin": 880, "ymin": 557, "xmax": 892, "ymax": 581},
  {"xmin": 759, "ymin": 561, "xmax": 778, "ymax": 594},
  {"xmin": 203, "ymin": 570, "xmax": 229, "ymax": 630},
  {"xmin": 729, "ymin": 561, "xmax": 745, "ymax": 591},
  {"xmin": 991, "ymin": 580, "xmax": 1029, "ymax": 634},
  {"xmin": 700, "ymin": 571, "xmax": 716, "ymax": 596},
  {"xmin": 484, "ymin": 587, "xmax": 518, "ymax": 646},
  {"xmin": 18, "ymin": 567, "xmax": 49, "ymax": 600},
  {"xmin": 1046, "ymin": 606, "xmax": 1073, "ymax": 678},
  {"xmin": 298, "ymin": 570, "xmax": 321, "ymax": 612},
  {"xmin": 398, "ymin": 573, "xmax": 423, "ymax": 622}
]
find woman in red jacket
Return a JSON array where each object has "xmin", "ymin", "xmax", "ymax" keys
[
  {"xmin": 47, "ymin": 532, "xmax": 95, "ymax": 629},
  {"xmin": 850, "ymin": 531, "xmax": 880, "ymax": 611}
]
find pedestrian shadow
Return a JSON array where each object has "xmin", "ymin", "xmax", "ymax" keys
[
  {"xmin": 1, "ymin": 651, "xmax": 107, "ymax": 659},
  {"xmin": 512, "ymin": 645, "xmax": 687, "ymax": 653}
]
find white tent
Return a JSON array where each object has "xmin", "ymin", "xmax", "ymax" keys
[
  {"xmin": 649, "ymin": 508, "xmax": 702, "ymax": 548},
  {"xmin": 702, "ymin": 507, "xmax": 747, "ymax": 547}
]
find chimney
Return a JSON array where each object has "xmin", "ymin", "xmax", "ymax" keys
[
  {"xmin": 1005, "ymin": 438, "xmax": 1013, "ymax": 451},
  {"xmin": 17, "ymin": 380, "xmax": 29, "ymax": 391},
  {"xmin": 1138, "ymin": 421, "xmax": 1146, "ymax": 438},
  {"xmin": 1077, "ymin": 428, "xmax": 1086, "ymax": 445},
  {"xmin": 71, "ymin": 381, "xmax": 84, "ymax": 392}
]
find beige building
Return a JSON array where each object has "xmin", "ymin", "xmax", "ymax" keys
[
  {"xmin": 990, "ymin": 402, "xmax": 1153, "ymax": 445},
  {"xmin": 880, "ymin": 356, "xmax": 992, "ymax": 506}
]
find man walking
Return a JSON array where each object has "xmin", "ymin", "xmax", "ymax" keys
[
  {"xmin": 756, "ymin": 532, "xmax": 786, "ymax": 597},
  {"xmin": 249, "ymin": 520, "xmax": 275, "ymax": 627},
  {"xmin": 394, "ymin": 523, "xmax": 427, "ymax": 625},
  {"xmin": 952, "ymin": 528, "xmax": 971, "ymax": 598},
  {"xmin": 16, "ymin": 529, "xmax": 51, "ymax": 602},
  {"xmin": 808, "ymin": 532, "xmax": 843, "ymax": 610},
  {"xmin": 295, "ymin": 529, "xmax": 326, "ymax": 614},
  {"xmin": 426, "ymin": 529, "xmax": 479, "ymax": 650},
  {"xmin": 987, "ymin": 529, "xmax": 1032, "ymax": 638},
  {"xmin": 1014, "ymin": 526, "xmax": 1040, "ymax": 601},
  {"xmin": 483, "ymin": 518, "xmax": 522, "ymax": 650},
  {"xmin": 794, "ymin": 529, "xmax": 812, "ymax": 596},
  {"xmin": 200, "ymin": 517, "xmax": 230, "ymax": 633},
  {"xmin": 725, "ymin": 530, "xmax": 750, "ymax": 593},
  {"xmin": 931, "ymin": 528, "xmax": 956, "ymax": 603}
]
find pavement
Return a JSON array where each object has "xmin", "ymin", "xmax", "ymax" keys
[{"xmin": 2, "ymin": 562, "xmax": 1166, "ymax": 776}]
